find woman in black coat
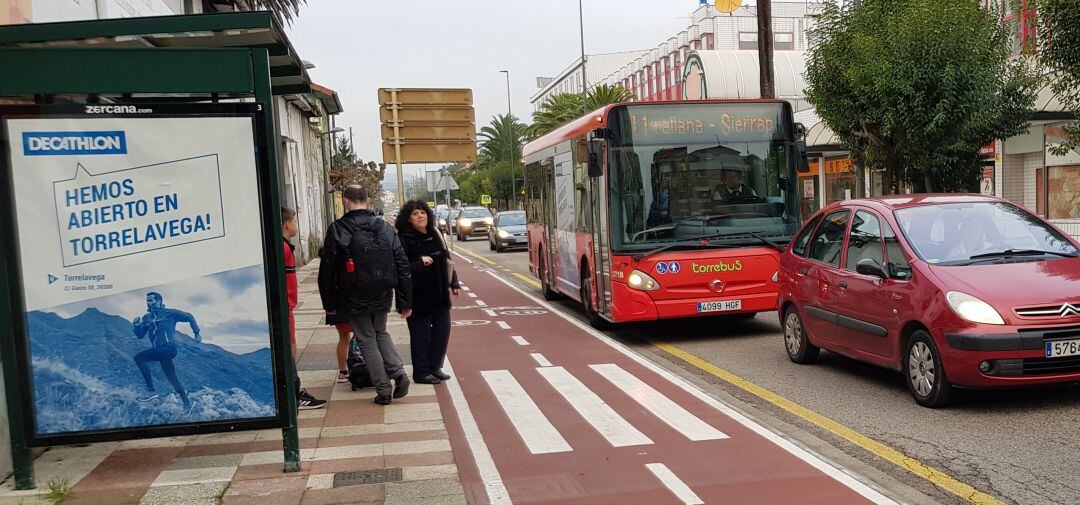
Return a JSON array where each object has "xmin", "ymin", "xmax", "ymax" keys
[{"xmin": 395, "ymin": 201, "xmax": 460, "ymax": 384}]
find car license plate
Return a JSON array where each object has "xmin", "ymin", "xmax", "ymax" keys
[
  {"xmin": 1046, "ymin": 338, "xmax": 1080, "ymax": 358},
  {"xmin": 697, "ymin": 300, "xmax": 742, "ymax": 313}
]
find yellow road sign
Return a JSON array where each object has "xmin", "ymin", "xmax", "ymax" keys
[
  {"xmin": 378, "ymin": 88, "xmax": 473, "ymax": 106},
  {"xmin": 380, "ymin": 124, "xmax": 476, "ymax": 142},
  {"xmin": 379, "ymin": 105, "xmax": 475, "ymax": 124},
  {"xmin": 381, "ymin": 141, "xmax": 477, "ymax": 164},
  {"xmin": 480, "ymin": 194, "xmax": 492, "ymax": 205}
]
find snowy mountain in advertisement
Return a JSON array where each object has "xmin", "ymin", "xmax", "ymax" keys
[{"xmin": 27, "ymin": 308, "xmax": 276, "ymax": 435}]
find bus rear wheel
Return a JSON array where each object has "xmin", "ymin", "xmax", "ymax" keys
[{"xmin": 538, "ymin": 256, "xmax": 559, "ymax": 301}]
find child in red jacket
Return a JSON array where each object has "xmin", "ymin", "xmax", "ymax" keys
[{"xmin": 283, "ymin": 207, "xmax": 326, "ymax": 410}]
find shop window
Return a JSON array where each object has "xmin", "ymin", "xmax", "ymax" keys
[
  {"xmin": 1047, "ymin": 165, "xmax": 1080, "ymax": 220},
  {"xmin": 775, "ymin": 32, "xmax": 795, "ymax": 50},
  {"xmin": 738, "ymin": 32, "xmax": 758, "ymax": 50}
]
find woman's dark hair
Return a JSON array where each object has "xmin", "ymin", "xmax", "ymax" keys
[{"xmin": 396, "ymin": 200, "xmax": 436, "ymax": 236}]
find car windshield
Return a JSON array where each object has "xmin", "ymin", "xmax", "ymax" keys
[
  {"xmin": 894, "ymin": 201, "xmax": 1079, "ymax": 265},
  {"xmin": 498, "ymin": 212, "xmax": 525, "ymax": 226},
  {"xmin": 606, "ymin": 103, "xmax": 800, "ymax": 252},
  {"xmin": 463, "ymin": 208, "xmax": 490, "ymax": 218}
]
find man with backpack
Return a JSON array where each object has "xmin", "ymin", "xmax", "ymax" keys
[{"xmin": 318, "ymin": 186, "xmax": 412, "ymax": 405}]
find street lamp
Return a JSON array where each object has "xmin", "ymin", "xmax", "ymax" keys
[{"xmin": 499, "ymin": 69, "xmax": 518, "ymax": 210}]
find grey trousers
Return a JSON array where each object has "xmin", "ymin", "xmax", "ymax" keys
[{"xmin": 349, "ymin": 312, "xmax": 405, "ymax": 396}]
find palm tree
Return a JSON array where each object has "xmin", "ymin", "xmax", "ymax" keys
[
  {"xmin": 220, "ymin": 0, "xmax": 306, "ymax": 26},
  {"xmin": 477, "ymin": 113, "xmax": 528, "ymax": 164},
  {"xmin": 526, "ymin": 84, "xmax": 635, "ymax": 138}
]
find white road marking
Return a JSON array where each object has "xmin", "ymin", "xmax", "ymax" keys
[
  {"xmin": 484, "ymin": 309, "xmax": 497, "ymax": 317},
  {"xmin": 511, "ymin": 336, "xmax": 530, "ymax": 346},
  {"xmin": 484, "ymin": 270, "xmax": 896, "ymax": 504},
  {"xmin": 477, "ymin": 299, "xmax": 488, "ymax": 307},
  {"xmin": 537, "ymin": 366, "xmax": 652, "ymax": 447},
  {"xmin": 530, "ymin": 353, "xmax": 553, "ymax": 367},
  {"xmin": 481, "ymin": 370, "xmax": 572, "ymax": 454},
  {"xmin": 645, "ymin": 463, "xmax": 704, "ymax": 505},
  {"xmin": 442, "ymin": 360, "xmax": 512, "ymax": 504},
  {"xmin": 468, "ymin": 292, "xmax": 478, "ymax": 298},
  {"xmin": 591, "ymin": 364, "xmax": 727, "ymax": 442},
  {"xmin": 497, "ymin": 321, "xmax": 511, "ymax": 330}
]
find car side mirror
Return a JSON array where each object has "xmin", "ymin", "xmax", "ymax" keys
[
  {"xmin": 856, "ymin": 258, "xmax": 888, "ymax": 279},
  {"xmin": 587, "ymin": 139, "xmax": 604, "ymax": 177},
  {"xmin": 796, "ymin": 140, "xmax": 811, "ymax": 174}
]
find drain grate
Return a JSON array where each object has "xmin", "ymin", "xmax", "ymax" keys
[{"xmin": 333, "ymin": 468, "xmax": 403, "ymax": 487}]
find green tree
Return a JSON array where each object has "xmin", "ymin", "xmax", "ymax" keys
[
  {"xmin": 478, "ymin": 114, "xmax": 528, "ymax": 163},
  {"xmin": 527, "ymin": 84, "xmax": 635, "ymax": 138},
  {"xmin": 331, "ymin": 136, "xmax": 356, "ymax": 168},
  {"xmin": 1038, "ymin": 0, "xmax": 1080, "ymax": 155},
  {"xmin": 805, "ymin": 0, "xmax": 1036, "ymax": 193},
  {"xmin": 245, "ymin": 0, "xmax": 306, "ymax": 26}
]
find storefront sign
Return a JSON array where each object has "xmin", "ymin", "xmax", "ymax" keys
[
  {"xmin": 979, "ymin": 143, "xmax": 996, "ymax": 157},
  {"xmin": 809, "ymin": 157, "xmax": 854, "ymax": 174},
  {"xmin": 802, "ymin": 179, "xmax": 814, "ymax": 198},
  {"xmin": 0, "ymin": 104, "xmax": 286, "ymax": 445}
]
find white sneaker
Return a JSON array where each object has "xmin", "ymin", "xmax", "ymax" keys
[{"xmin": 336, "ymin": 371, "xmax": 349, "ymax": 384}]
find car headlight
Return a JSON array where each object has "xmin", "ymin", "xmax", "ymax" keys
[
  {"xmin": 627, "ymin": 269, "xmax": 661, "ymax": 291},
  {"xmin": 946, "ymin": 291, "xmax": 1004, "ymax": 325},
  {"xmin": 438, "ymin": 219, "xmax": 446, "ymax": 226},
  {"xmin": 484, "ymin": 217, "xmax": 494, "ymax": 225},
  {"xmin": 497, "ymin": 229, "xmax": 511, "ymax": 238},
  {"xmin": 458, "ymin": 219, "xmax": 470, "ymax": 227}
]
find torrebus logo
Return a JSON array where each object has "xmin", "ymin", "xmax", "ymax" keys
[{"xmin": 691, "ymin": 260, "xmax": 743, "ymax": 274}]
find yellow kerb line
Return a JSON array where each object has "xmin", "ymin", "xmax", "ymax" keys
[
  {"xmin": 458, "ymin": 247, "xmax": 495, "ymax": 265},
  {"xmin": 514, "ymin": 272, "xmax": 541, "ymax": 288},
  {"xmin": 649, "ymin": 341, "xmax": 1004, "ymax": 505}
]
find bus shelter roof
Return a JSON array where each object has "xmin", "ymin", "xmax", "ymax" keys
[{"xmin": 0, "ymin": 11, "xmax": 311, "ymax": 96}]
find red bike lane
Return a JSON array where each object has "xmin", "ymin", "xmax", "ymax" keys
[{"xmin": 434, "ymin": 258, "xmax": 895, "ymax": 505}]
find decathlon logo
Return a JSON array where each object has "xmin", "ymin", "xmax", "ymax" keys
[{"xmin": 23, "ymin": 131, "xmax": 127, "ymax": 156}]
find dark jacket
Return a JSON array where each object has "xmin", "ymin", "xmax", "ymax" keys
[
  {"xmin": 399, "ymin": 228, "xmax": 460, "ymax": 316},
  {"xmin": 318, "ymin": 209, "xmax": 412, "ymax": 314}
]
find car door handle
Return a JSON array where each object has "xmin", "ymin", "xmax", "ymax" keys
[{"xmin": 838, "ymin": 281, "xmax": 848, "ymax": 289}]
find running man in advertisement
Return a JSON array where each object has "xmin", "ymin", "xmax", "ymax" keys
[{"xmin": 132, "ymin": 292, "xmax": 201, "ymax": 410}]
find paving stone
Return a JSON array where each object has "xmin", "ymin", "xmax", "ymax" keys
[
  {"xmin": 151, "ymin": 466, "xmax": 237, "ymax": 487},
  {"xmin": 384, "ymin": 403, "xmax": 442, "ymax": 424},
  {"xmin": 166, "ymin": 453, "xmax": 244, "ymax": 471},
  {"xmin": 384, "ymin": 477, "xmax": 464, "ymax": 502},
  {"xmin": 138, "ymin": 482, "xmax": 228, "ymax": 505},
  {"xmin": 402, "ymin": 464, "xmax": 459, "ymax": 482}
]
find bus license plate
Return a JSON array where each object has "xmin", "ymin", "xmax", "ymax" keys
[
  {"xmin": 1046, "ymin": 338, "xmax": 1080, "ymax": 358},
  {"xmin": 698, "ymin": 300, "xmax": 742, "ymax": 313}
]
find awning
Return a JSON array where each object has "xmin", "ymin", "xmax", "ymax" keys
[
  {"xmin": 310, "ymin": 83, "xmax": 343, "ymax": 115},
  {"xmin": 0, "ymin": 12, "xmax": 311, "ymax": 95}
]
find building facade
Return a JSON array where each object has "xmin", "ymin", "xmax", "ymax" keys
[{"xmin": 530, "ymin": 50, "xmax": 647, "ymax": 110}]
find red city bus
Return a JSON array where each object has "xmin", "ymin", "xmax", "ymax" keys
[{"xmin": 522, "ymin": 99, "xmax": 809, "ymax": 327}]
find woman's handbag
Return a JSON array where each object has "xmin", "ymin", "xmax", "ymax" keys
[{"xmin": 433, "ymin": 230, "xmax": 456, "ymax": 287}]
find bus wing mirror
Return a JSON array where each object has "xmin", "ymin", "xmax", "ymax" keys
[
  {"xmin": 587, "ymin": 139, "xmax": 604, "ymax": 177},
  {"xmin": 796, "ymin": 140, "xmax": 811, "ymax": 174}
]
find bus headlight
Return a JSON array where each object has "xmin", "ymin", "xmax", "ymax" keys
[
  {"xmin": 497, "ymin": 229, "xmax": 511, "ymax": 238},
  {"xmin": 627, "ymin": 270, "xmax": 660, "ymax": 291},
  {"xmin": 946, "ymin": 291, "xmax": 1004, "ymax": 325}
]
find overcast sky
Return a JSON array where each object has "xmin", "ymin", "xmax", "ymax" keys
[{"xmin": 286, "ymin": 1, "xmax": 700, "ymax": 182}]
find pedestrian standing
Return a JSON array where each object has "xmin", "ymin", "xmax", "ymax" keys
[
  {"xmin": 318, "ymin": 186, "xmax": 412, "ymax": 405},
  {"xmin": 282, "ymin": 207, "xmax": 327, "ymax": 410},
  {"xmin": 395, "ymin": 201, "xmax": 459, "ymax": 384}
]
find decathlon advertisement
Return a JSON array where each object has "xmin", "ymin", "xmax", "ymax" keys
[{"xmin": 0, "ymin": 105, "xmax": 285, "ymax": 444}]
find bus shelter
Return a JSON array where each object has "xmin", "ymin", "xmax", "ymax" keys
[{"xmin": 0, "ymin": 12, "xmax": 315, "ymax": 489}]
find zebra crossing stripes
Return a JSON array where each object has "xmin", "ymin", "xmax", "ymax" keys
[
  {"xmin": 591, "ymin": 364, "xmax": 728, "ymax": 442},
  {"xmin": 537, "ymin": 366, "xmax": 653, "ymax": 448},
  {"xmin": 480, "ymin": 370, "xmax": 571, "ymax": 455},
  {"xmin": 646, "ymin": 463, "xmax": 704, "ymax": 505}
]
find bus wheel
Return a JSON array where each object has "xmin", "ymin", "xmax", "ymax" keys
[
  {"xmin": 539, "ymin": 257, "xmax": 559, "ymax": 301},
  {"xmin": 580, "ymin": 273, "xmax": 610, "ymax": 330}
]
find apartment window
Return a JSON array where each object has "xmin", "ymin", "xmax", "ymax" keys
[
  {"xmin": 1003, "ymin": 0, "xmax": 1037, "ymax": 54},
  {"xmin": 775, "ymin": 32, "xmax": 795, "ymax": 50},
  {"xmin": 738, "ymin": 32, "xmax": 758, "ymax": 50}
]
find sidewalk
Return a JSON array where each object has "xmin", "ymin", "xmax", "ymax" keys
[{"xmin": 0, "ymin": 260, "xmax": 467, "ymax": 505}]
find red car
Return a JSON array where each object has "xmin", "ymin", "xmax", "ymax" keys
[{"xmin": 778, "ymin": 194, "xmax": 1080, "ymax": 407}]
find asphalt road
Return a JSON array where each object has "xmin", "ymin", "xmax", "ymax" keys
[{"xmin": 448, "ymin": 233, "xmax": 1080, "ymax": 505}]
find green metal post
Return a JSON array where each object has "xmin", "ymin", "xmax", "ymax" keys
[{"xmin": 252, "ymin": 48, "xmax": 301, "ymax": 473}]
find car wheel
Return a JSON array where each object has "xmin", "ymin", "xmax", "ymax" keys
[
  {"xmin": 904, "ymin": 331, "xmax": 955, "ymax": 408},
  {"xmin": 783, "ymin": 307, "xmax": 819, "ymax": 364},
  {"xmin": 496, "ymin": 243, "xmax": 505, "ymax": 253}
]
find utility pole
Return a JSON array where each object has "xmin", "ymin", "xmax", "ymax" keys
[
  {"xmin": 578, "ymin": 0, "xmax": 588, "ymax": 115},
  {"xmin": 500, "ymin": 70, "xmax": 517, "ymax": 210},
  {"xmin": 757, "ymin": 0, "xmax": 776, "ymax": 99}
]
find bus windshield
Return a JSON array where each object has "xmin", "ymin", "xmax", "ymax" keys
[{"xmin": 607, "ymin": 102, "xmax": 801, "ymax": 252}]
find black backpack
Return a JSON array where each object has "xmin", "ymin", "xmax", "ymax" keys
[{"xmin": 341, "ymin": 219, "xmax": 398, "ymax": 299}]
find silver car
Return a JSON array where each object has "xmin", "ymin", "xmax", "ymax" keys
[{"xmin": 488, "ymin": 211, "xmax": 527, "ymax": 252}]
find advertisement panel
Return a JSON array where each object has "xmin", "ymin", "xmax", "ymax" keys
[{"xmin": 0, "ymin": 104, "xmax": 287, "ymax": 445}]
